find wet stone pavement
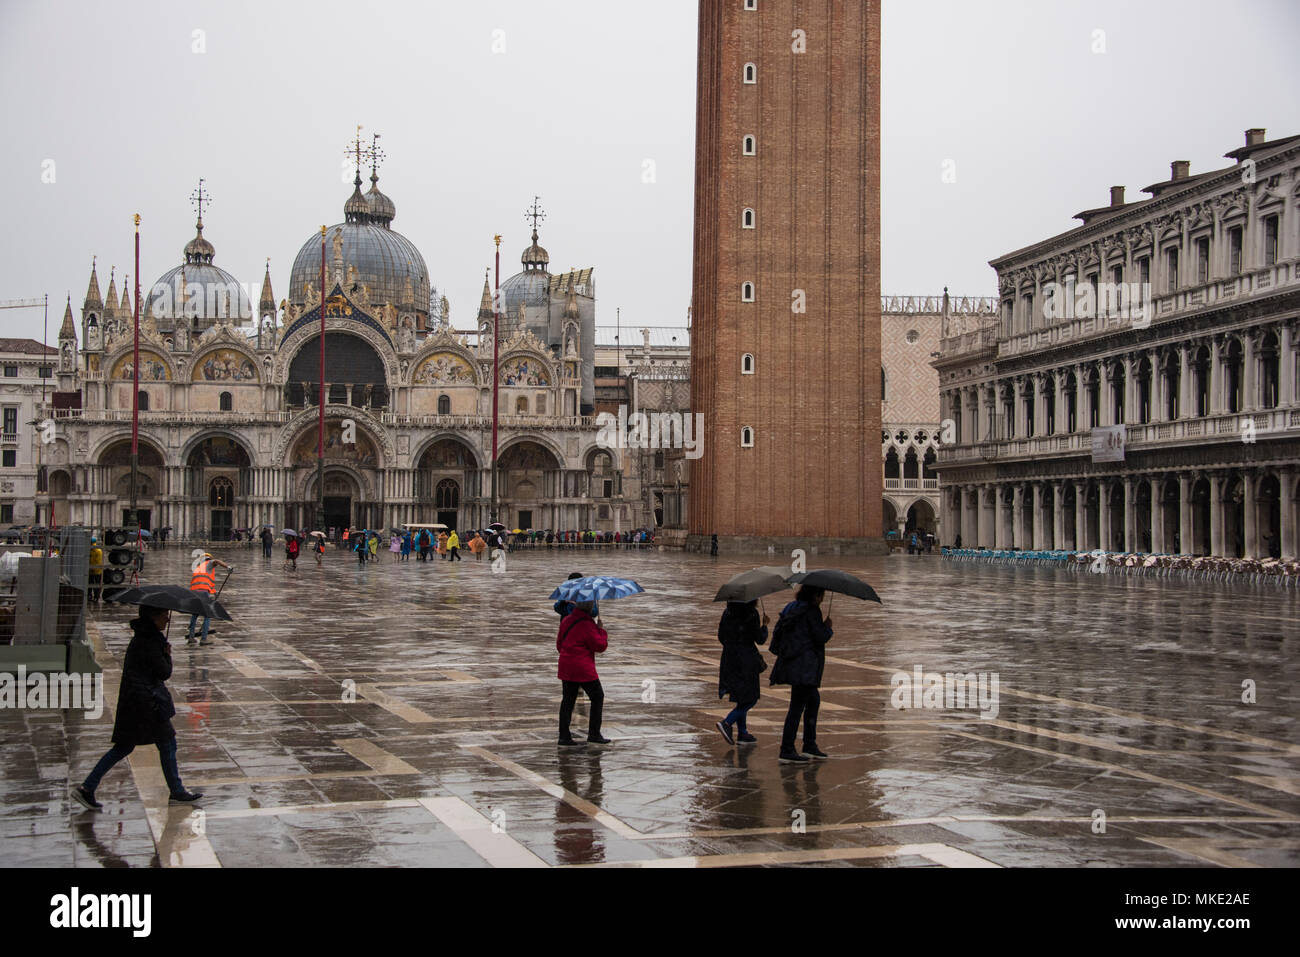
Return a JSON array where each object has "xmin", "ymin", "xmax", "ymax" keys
[{"xmin": 2, "ymin": 543, "xmax": 1298, "ymax": 868}]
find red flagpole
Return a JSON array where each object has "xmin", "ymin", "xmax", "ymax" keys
[
  {"xmin": 130, "ymin": 214, "xmax": 141, "ymax": 540},
  {"xmin": 318, "ymin": 225, "xmax": 326, "ymax": 532},
  {"xmin": 491, "ymin": 235, "xmax": 501, "ymax": 525}
]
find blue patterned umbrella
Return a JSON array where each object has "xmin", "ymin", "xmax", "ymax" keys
[{"xmin": 549, "ymin": 576, "xmax": 645, "ymax": 603}]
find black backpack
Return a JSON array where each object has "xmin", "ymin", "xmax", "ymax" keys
[{"xmin": 770, "ymin": 608, "xmax": 799, "ymax": 657}]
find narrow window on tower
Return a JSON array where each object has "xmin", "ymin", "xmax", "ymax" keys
[
  {"xmin": 743, "ymin": 135, "xmax": 756, "ymax": 156},
  {"xmin": 742, "ymin": 353, "xmax": 754, "ymax": 374},
  {"xmin": 741, "ymin": 282, "xmax": 754, "ymax": 302},
  {"xmin": 744, "ymin": 0, "xmax": 757, "ymax": 10},
  {"xmin": 742, "ymin": 208, "xmax": 755, "ymax": 229},
  {"xmin": 743, "ymin": 63, "xmax": 756, "ymax": 84},
  {"xmin": 741, "ymin": 427, "xmax": 754, "ymax": 448}
]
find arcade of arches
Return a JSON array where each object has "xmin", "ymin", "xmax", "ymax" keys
[{"xmin": 944, "ymin": 467, "xmax": 1299, "ymax": 560}]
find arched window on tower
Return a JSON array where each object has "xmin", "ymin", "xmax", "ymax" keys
[
  {"xmin": 742, "ymin": 354, "xmax": 755, "ymax": 375},
  {"xmin": 743, "ymin": 208, "xmax": 755, "ymax": 229},
  {"xmin": 743, "ymin": 63, "xmax": 756, "ymax": 84},
  {"xmin": 743, "ymin": 135, "xmax": 756, "ymax": 156},
  {"xmin": 741, "ymin": 427, "xmax": 754, "ymax": 448},
  {"xmin": 741, "ymin": 282, "xmax": 754, "ymax": 302},
  {"xmin": 219, "ymin": 391, "xmax": 232, "ymax": 412}
]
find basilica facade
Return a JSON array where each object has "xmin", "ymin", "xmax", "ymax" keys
[
  {"xmin": 39, "ymin": 161, "xmax": 653, "ymax": 538},
  {"xmin": 935, "ymin": 129, "xmax": 1300, "ymax": 560}
]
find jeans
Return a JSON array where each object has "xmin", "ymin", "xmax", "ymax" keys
[
  {"xmin": 723, "ymin": 698, "xmax": 757, "ymax": 734},
  {"xmin": 780, "ymin": 685, "xmax": 820, "ymax": 752},
  {"xmin": 187, "ymin": 614, "xmax": 211, "ymax": 642},
  {"xmin": 262, "ymin": 543, "xmax": 272, "ymax": 558},
  {"xmin": 559, "ymin": 679, "xmax": 604, "ymax": 740},
  {"xmin": 82, "ymin": 734, "xmax": 185, "ymax": 797}
]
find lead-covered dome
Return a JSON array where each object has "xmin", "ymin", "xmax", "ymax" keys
[
  {"xmin": 144, "ymin": 219, "xmax": 252, "ymax": 326},
  {"xmin": 499, "ymin": 228, "xmax": 552, "ymax": 318},
  {"xmin": 288, "ymin": 171, "xmax": 429, "ymax": 321}
]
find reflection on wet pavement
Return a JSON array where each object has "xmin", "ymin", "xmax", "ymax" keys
[{"xmin": 2, "ymin": 546, "xmax": 1297, "ymax": 867}]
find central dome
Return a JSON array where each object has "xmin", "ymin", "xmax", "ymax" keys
[
  {"xmin": 288, "ymin": 172, "xmax": 430, "ymax": 322},
  {"xmin": 145, "ymin": 219, "xmax": 252, "ymax": 327}
]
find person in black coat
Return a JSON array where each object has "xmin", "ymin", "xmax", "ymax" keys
[
  {"xmin": 715, "ymin": 600, "xmax": 768, "ymax": 745},
  {"xmin": 769, "ymin": 585, "xmax": 833, "ymax": 762},
  {"xmin": 71, "ymin": 605, "xmax": 203, "ymax": 810}
]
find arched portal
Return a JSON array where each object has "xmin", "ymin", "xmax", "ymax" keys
[
  {"xmin": 1191, "ymin": 477, "xmax": 1212, "ymax": 555},
  {"xmin": 1258, "ymin": 474, "xmax": 1281, "ymax": 559},
  {"xmin": 416, "ymin": 438, "xmax": 479, "ymax": 530},
  {"xmin": 98, "ymin": 438, "xmax": 165, "ymax": 529},
  {"xmin": 1223, "ymin": 474, "xmax": 1245, "ymax": 557},
  {"xmin": 306, "ymin": 469, "xmax": 362, "ymax": 531},
  {"xmin": 186, "ymin": 436, "xmax": 252, "ymax": 540},
  {"xmin": 906, "ymin": 498, "xmax": 936, "ymax": 537},
  {"xmin": 883, "ymin": 499, "xmax": 898, "ymax": 534},
  {"xmin": 499, "ymin": 440, "xmax": 561, "ymax": 532}
]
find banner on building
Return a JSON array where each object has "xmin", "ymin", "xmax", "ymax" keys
[{"xmin": 1091, "ymin": 425, "xmax": 1125, "ymax": 463}]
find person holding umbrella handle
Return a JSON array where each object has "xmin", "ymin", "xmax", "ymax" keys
[
  {"xmin": 770, "ymin": 585, "xmax": 832, "ymax": 762},
  {"xmin": 72, "ymin": 604, "xmax": 203, "ymax": 810},
  {"xmin": 556, "ymin": 600, "xmax": 611, "ymax": 747}
]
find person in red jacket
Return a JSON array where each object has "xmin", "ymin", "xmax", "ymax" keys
[{"xmin": 556, "ymin": 601, "xmax": 611, "ymax": 747}]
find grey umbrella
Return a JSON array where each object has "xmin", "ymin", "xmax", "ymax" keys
[
  {"xmin": 713, "ymin": 567, "xmax": 795, "ymax": 603},
  {"xmin": 103, "ymin": 584, "xmax": 233, "ymax": 621}
]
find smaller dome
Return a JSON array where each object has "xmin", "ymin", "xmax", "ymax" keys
[
  {"xmin": 184, "ymin": 222, "xmax": 215, "ymax": 264},
  {"xmin": 344, "ymin": 176, "xmax": 370, "ymax": 223},
  {"xmin": 366, "ymin": 172, "xmax": 396, "ymax": 226},
  {"xmin": 521, "ymin": 229, "xmax": 549, "ymax": 270}
]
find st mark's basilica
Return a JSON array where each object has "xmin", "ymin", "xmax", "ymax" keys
[{"xmin": 37, "ymin": 145, "xmax": 645, "ymax": 538}]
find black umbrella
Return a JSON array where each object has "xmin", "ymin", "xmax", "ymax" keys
[
  {"xmin": 103, "ymin": 584, "xmax": 233, "ymax": 621},
  {"xmin": 787, "ymin": 569, "xmax": 882, "ymax": 612},
  {"xmin": 714, "ymin": 567, "xmax": 795, "ymax": 603}
]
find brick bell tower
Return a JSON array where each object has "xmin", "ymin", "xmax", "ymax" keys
[{"xmin": 688, "ymin": 0, "xmax": 883, "ymax": 553}]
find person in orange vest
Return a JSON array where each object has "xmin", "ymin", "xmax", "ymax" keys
[{"xmin": 187, "ymin": 553, "xmax": 231, "ymax": 646}]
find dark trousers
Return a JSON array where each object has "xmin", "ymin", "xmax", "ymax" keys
[
  {"xmin": 723, "ymin": 698, "xmax": 757, "ymax": 733},
  {"xmin": 449, "ymin": 547, "xmax": 461, "ymax": 561},
  {"xmin": 82, "ymin": 735, "xmax": 184, "ymax": 797},
  {"xmin": 559, "ymin": 679, "xmax": 604, "ymax": 740},
  {"xmin": 780, "ymin": 685, "xmax": 820, "ymax": 752},
  {"xmin": 262, "ymin": 542, "xmax": 272, "ymax": 557}
]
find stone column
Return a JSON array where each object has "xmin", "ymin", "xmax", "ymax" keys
[
  {"xmin": 1150, "ymin": 477, "xmax": 1165, "ymax": 553},
  {"xmin": 1179, "ymin": 473, "xmax": 1194, "ymax": 556},
  {"xmin": 1242, "ymin": 332, "xmax": 1258, "ymax": 412},
  {"xmin": 1243, "ymin": 472, "xmax": 1258, "ymax": 558},
  {"xmin": 1278, "ymin": 322, "xmax": 1295, "ymax": 407},
  {"xmin": 1098, "ymin": 364, "xmax": 1112, "ymax": 426},
  {"xmin": 1178, "ymin": 344, "xmax": 1191, "ymax": 418},
  {"xmin": 1051, "ymin": 482, "xmax": 1064, "ymax": 550},
  {"xmin": 1098, "ymin": 482, "xmax": 1112, "ymax": 552},
  {"xmin": 1013, "ymin": 379, "xmax": 1025, "ymax": 438},
  {"xmin": 1280, "ymin": 468, "xmax": 1297, "ymax": 561},
  {"xmin": 1032, "ymin": 484, "xmax": 1046, "ymax": 549},
  {"xmin": 1074, "ymin": 481, "xmax": 1087, "ymax": 552},
  {"xmin": 1208, "ymin": 339, "xmax": 1222, "ymax": 415},
  {"xmin": 1012, "ymin": 485, "xmax": 1025, "ymax": 549},
  {"xmin": 1149, "ymin": 348, "xmax": 1163, "ymax": 422},
  {"xmin": 941, "ymin": 488, "xmax": 955, "ymax": 545},
  {"xmin": 1209, "ymin": 473, "xmax": 1224, "ymax": 557},
  {"xmin": 962, "ymin": 486, "xmax": 978, "ymax": 546},
  {"xmin": 976, "ymin": 485, "xmax": 990, "ymax": 548},
  {"xmin": 994, "ymin": 488, "xmax": 1008, "ymax": 549},
  {"xmin": 1123, "ymin": 477, "xmax": 1135, "ymax": 553}
]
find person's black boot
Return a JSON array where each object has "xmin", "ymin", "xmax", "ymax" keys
[
  {"xmin": 71, "ymin": 786, "xmax": 102, "ymax": 811},
  {"xmin": 779, "ymin": 749, "xmax": 809, "ymax": 763},
  {"xmin": 802, "ymin": 744, "xmax": 829, "ymax": 759}
]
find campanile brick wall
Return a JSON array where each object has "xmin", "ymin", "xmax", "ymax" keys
[{"xmin": 689, "ymin": 0, "xmax": 883, "ymax": 545}]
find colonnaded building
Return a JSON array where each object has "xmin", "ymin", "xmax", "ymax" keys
[
  {"xmin": 37, "ymin": 158, "xmax": 667, "ymax": 538},
  {"xmin": 935, "ymin": 129, "xmax": 1300, "ymax": 561}
]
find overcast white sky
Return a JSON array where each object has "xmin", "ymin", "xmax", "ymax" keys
[{"xmin": 2, "ymin": 0, "xmax": 1297, "ymax": 343}]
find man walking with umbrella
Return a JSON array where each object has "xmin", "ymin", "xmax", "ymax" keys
[
  {"xmin": 71, "ymin": 603, "xmax": 203, "ymax": 810},
  {"xmin": 770, "ymin": 585, "xmax": 833, "ymax": 762},
  {"xmin": 187, "ymin": 553, "xmax": 231, "ymax": 646}
]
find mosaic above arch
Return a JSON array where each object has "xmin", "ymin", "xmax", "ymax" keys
[
  {"xmin": 500, "ymin": 356, "xmax": 549, "ymax": 387},
  {"xmin": 290, "ymin": 420, "xmax": 378, "ymax": 468},
  {"xmin": 413, "ymin": 352, "xmax": 475, "ymax": 385},
  {"xmin": 111, "ymin": 350, "xmax": 170, "ymax": 381},
  {"xmin": 193, "ymin": 348, "xmax": 259, "ymax": 383}
]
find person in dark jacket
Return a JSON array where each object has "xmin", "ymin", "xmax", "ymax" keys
[
  {"xmin": 71, "ymin": 605, "xmax": 203, "ymax": 810},
  {"xmin": 556, "ymin": 601, "xmax": 611, "ymax": 747},
  {"xmin": 769, "ymin": 585, "xmax": 833, "ymax": 762},
  {"xmin": 260, "ymin": 526, "xmax": 273, "ymax": 559},
  {"xmin": 715, "ymin": 600, "xmax": 768, "ymax": 745}
]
